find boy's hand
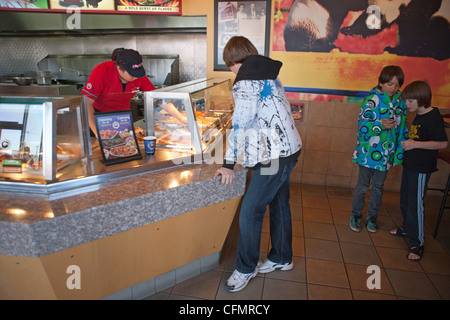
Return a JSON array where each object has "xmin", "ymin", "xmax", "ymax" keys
[
  {"xmin": 382, "ymin": 119, "xmax": 396, "ymax": 130},
  {"xmin": 401, "ymin": 139, "xmax": 416, "ymax": 151}
]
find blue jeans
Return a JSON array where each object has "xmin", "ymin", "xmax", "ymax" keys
[
  {"xmin": 236, "ymin": 158, "xmax": 298, "ymax": 274},
  {"xmin": 351, "ymin": 165, "xmax": 388, "ymax": 219}
]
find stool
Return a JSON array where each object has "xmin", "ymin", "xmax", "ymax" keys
[{"xmin": 433, "ymin": 151, "xmax": 450, "ymax": 238}]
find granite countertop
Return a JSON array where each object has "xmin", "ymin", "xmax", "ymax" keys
[{"xmin": 0, "ymin": 163, "xmax": 246, "ymax": 257}]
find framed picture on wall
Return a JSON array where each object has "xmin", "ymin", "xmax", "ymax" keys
[{"xmin": 214, "ymin": 0, "xmax": 271, "ymax": 71}]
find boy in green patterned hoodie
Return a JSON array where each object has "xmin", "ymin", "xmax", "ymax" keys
[{"xmin": 350, "ymin": 66, "xmax": 408, "ymax": 233}]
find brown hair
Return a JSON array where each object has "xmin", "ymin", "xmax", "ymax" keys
[
  {"xmin": 378, "ymin": 65, "xmax": 405, "ymax": 87},
  {"xmin": 223, "ymin": 36, "xmax": 258, "ymax": 67},
  {"xmin": 111, "ymin": 48, "xmax": 125, "ymax": 61},
  {"xmin": 402, "ymin": 80, "xmax": 432, "ymax": 108}
]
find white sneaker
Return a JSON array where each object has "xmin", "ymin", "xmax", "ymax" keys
[
  {"xmin": 258, "ymin": 258, "xmax": 293, "ymax": 274},
  {"xmin": 225, "ymin": 268, "xmax": 258, "ymax": 292}
]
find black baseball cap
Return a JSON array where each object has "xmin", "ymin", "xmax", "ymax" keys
[{"xmin": 116, "ymin": 49, "xmax": 146, "ymax": 78}]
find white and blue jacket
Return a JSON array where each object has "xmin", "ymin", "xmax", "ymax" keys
[{"xmin": 223, "ymin": 55, "xmax": 302, "ymax": 169}]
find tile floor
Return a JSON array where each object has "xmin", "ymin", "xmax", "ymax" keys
[{"xmin": 144, "ymin": 183, "xmax": 450, "ymax": 300}]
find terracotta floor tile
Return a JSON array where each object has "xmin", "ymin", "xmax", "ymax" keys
[
  {"xmin": 326, "ymin": 186, "xmax": 354, "ymax": 199},
  {"xmin": 427, "ymin": 274, "xmax": 450, "ymax": 299},
  {"xmin": 289, "ymin": 194, "xmax": 302, "ymax": 207},
  {"xmin": 345, "ymin": 263, "xmax": 395, "ymax": 295},
  {"xmin": 421, "ymin": 236, "xmax": 448, "ymax": 254},
  {"xmin": 292, "ymin": 236, "xmax": 305, "ymax": 257},
  {"xmin": 330, "ymin": 210, "xmax": 349, "ymax": 225},
  {"xmin": 301, "ymin": 184, "xmax": 327, "ymax": 197},
  {"xmin": 264, "ymin": 256, "xmax": 306, "ymax": 283},
  {"xmin": 292, "ymin": 219, "xmax": 304, "ymax": 237},
  {"xmin": 303, "ymin": 221, "xmax": 338, "ymax": 241},
  {"xmin": 328, "ymin": 198, "xmax": 352, "ymax": 212},
  {"xmin": 262, "ymin": 216, "xmax": 270, "ymax": 232},
  {"xmin": 143, "ymin": 183, "xmax": 450, "ymax": 301},
  {"xmin": 260, "ymin": 232, "xmax": 270, "ymax": 253},
  {"xmin": 291, "ymin": 204, "xmax": 303, "ymax": 221},
  {"xmin": 376, "ymin": 215, "xmax": 397, "ymax": 231},
  {"xmin": 304, "ymin": 238, "xmax": 342, "ymax": 262},
  {"xmin": 335, "ymin": 224, "xmax": 373, "ymax": 245},
  {"xmin": 171, "ymin": 269, "xmax": 223, "ymax": 300},
  {"xmin": 306, "ymin": 258, "xmax": 349, "ymax": 288},
  {"xmin": 340, "ymin": 242, "xmax": 381, "ymax": 266},
  {"xmin": 351, "ymin": 290, "xmax": 397, "ymax": 300},
  {"xmin": 302, "ymin": 195, "xmax": 330, "ymax": 210},
  {"xmin": 386, "ymin": 268, "xmax": 441, "ymax": 300},
  {"xmin": 215, "ymin": 272, "xmax": 264, "ymax": 300},
  {"xmin": 262, "ymin": 278, "xmax": 307, "ymax": 300},
  {"xmin": 376, "ymin": 247, "xmax": 423, "ymax": 272},
  {"xmin": 369, "ymin": 229, "xmax": 409, "ymax": 249},
  {"xmin": 307, "ymin": 284, "xmax": 353, "ymax": 300},
  {"xmin": 419, "ymin": 251, "xmax": 450, "ymax": 276},
  {"xmin": 303, "ymin": 207, "xmax": 333, "ymax": 223}
]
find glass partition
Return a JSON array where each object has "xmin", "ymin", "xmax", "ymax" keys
[
  {"xmin": 143, "ymin": 78, "xmax": 234, "ymax": 153},
  {"xmin": 0, "ymin": 96, "xmax": 87, "ymax": 181}
]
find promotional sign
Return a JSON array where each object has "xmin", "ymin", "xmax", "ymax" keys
[
  {"xmin": 94, "ymin": 110, "xmax": 142, "ymax": 165},
  {"xmin": 0, "ymin": 0, "xmax": 181, "ymax": 15}
]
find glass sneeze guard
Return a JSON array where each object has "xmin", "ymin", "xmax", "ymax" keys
[{"xmin": 0, "ymin": 95, "xmax": 87, "ymax": 182}]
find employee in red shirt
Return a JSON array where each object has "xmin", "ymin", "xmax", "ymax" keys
[
  {"xmin": 82, "ymin": 49, "xmax": 156, "ymax": 136},
  {"xmin": 83, "ymin": 48, "xmax": 187, "ymax": 137}
]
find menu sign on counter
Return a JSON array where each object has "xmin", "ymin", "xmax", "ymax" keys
[{"xmin": 94, "ymin": 110, "xmax": 142, "ymax": 166}]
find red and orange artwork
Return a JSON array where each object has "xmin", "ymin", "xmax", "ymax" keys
[{"xmin": 272, "ymin": 0, "xmax": 450, "ymax": 107}]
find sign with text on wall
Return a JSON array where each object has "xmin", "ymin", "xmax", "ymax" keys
[{"xmin": 0, "ymin": 0, "xmax": 181, "ymax": 15}]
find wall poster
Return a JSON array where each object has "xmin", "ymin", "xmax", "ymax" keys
[
  {"xmin": 272, "ymin": 0, "xmax": 450, "ymax": 107},
  {"xmin": 0, "ymin": 0, "xmax": 181, "ymax": 15},
  {"xmin": 214, "ymin": 0, "xmax": 271, "ymax": 71}
]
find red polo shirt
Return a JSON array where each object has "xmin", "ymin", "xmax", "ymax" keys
[{"xmin": 82, "ymin": 61, "xmax": 155, "ymax": 112}]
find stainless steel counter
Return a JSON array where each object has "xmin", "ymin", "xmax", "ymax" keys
[
  {"xmin": 0, "ymin": 140, "xmax": 203, "ymax": 196},
  {"xmin": 0, "ymin": 83, "xmax": 80, "ymax": 96}
]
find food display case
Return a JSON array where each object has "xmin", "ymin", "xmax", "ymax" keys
[
  {"xmin": 143, "ymin": 78, "xmax": 234, "ymax": 153},
  {"xmin": 0, "ymin": 95, "xmax": 89, "ymax": 183},
  {"xmin": 0, "ymin": 80, "xmax": 235, "ymax": 195}
]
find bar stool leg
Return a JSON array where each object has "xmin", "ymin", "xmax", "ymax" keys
[{"xmin": 434, "ymin": 174, "xmax": 450, "ymax": 238}]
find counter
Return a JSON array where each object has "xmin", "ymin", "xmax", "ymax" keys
[
  {"xmin": 0, "ymin": 83, "xmax": 80, "ymax": 96},
  {"xmin": 0, "ymin": 80, "xmax": 242, "ymax": 299},
  {"xmin": 0, "ymin": 162, "xmax": 246, "ymax": 299}
]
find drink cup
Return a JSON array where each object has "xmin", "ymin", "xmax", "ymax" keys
[{"xmin": 143, "ymin": 136, "xmax": 156, "ymax": 154}]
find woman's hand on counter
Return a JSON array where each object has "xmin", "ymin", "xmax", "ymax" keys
[{"xmin": 214, "ymin": 167, "xmax": 235, "ymax": 185}]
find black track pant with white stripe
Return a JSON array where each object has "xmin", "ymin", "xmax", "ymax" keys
[{"xmin": 399, "ymin": 167, "xmax": 431, "ymax": 247}]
